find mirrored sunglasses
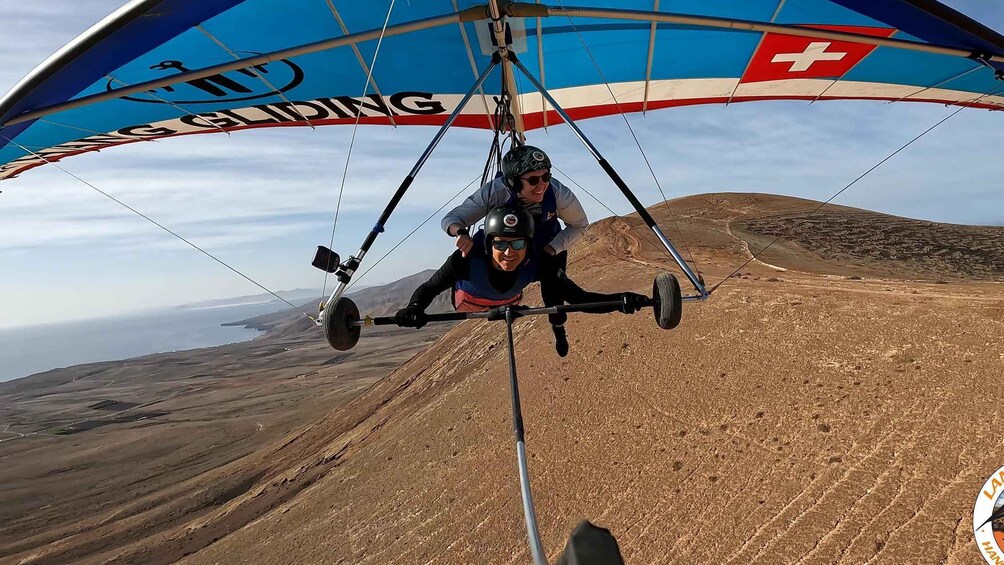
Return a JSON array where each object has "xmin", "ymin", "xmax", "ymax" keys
[
  {"xmin": 491, "ymin": 238, "xmax": 528, "ymax": 251},
  {"xmin": 521, "ymin": 172, "xmax": 551, "ymax": 186}
]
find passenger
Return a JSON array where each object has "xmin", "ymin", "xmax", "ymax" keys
[
  {"xmin": 400, "ymin": 205, "xmax": 646, "ymax": 357},
  {"xmin": 442, "ymin": 145, "xmax": 589, "ymax": 355}
]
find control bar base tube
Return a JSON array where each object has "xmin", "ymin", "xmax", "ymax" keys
[
  {"xmin": 508, "ymin": 56, "xmax": 708, "ymax": 298},
  {"xmin": 518, "ymin": 440, "xmax": 546, "ymax": 565},
  {"xmin": 505, "ymin": 308, "xmax": 547, "ymax": 565},
  {"xmin": 320, "ymin": 57, "xmax": 499, "ymax": 316},
  {"xmin": 359, "ymin": 299, "xmax": 631, "ymax": 326}
]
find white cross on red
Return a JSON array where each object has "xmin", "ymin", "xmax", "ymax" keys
[{"xmin": 771, "ymin": 41, "xmax": 848, "ymax": 72}]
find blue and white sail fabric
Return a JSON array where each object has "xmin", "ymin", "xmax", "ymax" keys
[{"xmin": 2, "ymin": 0, "xmax": 1004, "ymax": 180}]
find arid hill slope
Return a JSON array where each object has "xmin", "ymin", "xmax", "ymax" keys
[
  {"xmin": 730, "ymin": 196, "xmax": 1003, "ymax": 282},
  {"xmin": 180, "ymin": 194, "xmax": 1003, "ymax": 565},
  {"xmin": 3, "ymin": 193, "xmax": 1002, "ymax": 565}
]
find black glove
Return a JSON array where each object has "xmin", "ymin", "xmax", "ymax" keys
[
  {"xmin": 619, "ymin": 292, "xmax": 650, "ymax": 314},
  {"xmin": 395, "ymin": 304, "xmax": 428, "ymax": 328}
]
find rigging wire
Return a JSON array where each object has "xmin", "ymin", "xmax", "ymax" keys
[
  {"xmin": 344, "ymin": 174, "xmax": 484, "ymax": 293},
  {"xmin": 105, "ymin": 74, "xmax": 231, "ymax": 137},
  {"xmin": 196, "ymin": 24, "xmax": 316, "ymax": 129},
  {"xmin": 479, "ymin": 73, "xmax": 521, "ymax": 226},
  {"xmin": 556, "ymin": 164, "xmax": 703, "ymax": 278},
  {"xmin": 551, "ymin": 165, "xmax": 618, "ymax": 217},
  {"xmin": 707, "ymin": 82, "xmax": 1004, "ymax": 295},
  {"xmin": 481, "ymin": 90, "xmax": 515, "ymax": 187},
  {"xmin": 321, "ymin": 0, "xmax": 397, "ymax": 303},
  {"xmin": 510, "ymin": 52, "xmax": 699, "ymax": 282},
  {"xmin": 1, "ymin": 134, "xmax": 317, "ymax": 321},
  {"xmin": 551, "ymin": 0, "xmax": 702, "ymax": 275},
  {"xmin": 40, "ymin": 117, "xmax": 161, "ymax": 140}
]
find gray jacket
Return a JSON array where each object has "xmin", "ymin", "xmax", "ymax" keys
[{"xmin": 441, "ymin": 177, "xmax": 588, "ymax": 254}]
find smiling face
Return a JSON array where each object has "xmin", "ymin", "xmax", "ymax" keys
[
  {"xmin": 517, "ymin": 169, "xmax": 551, "ymax": 204},
  {"xmin": 489, "ymin": 236, "xmax": 528, "ymax": 271}
]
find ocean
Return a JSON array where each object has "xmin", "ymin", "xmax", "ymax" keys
[{"xmin": 0, "ymin": 301, "xmax": 300, "ymax": 382}]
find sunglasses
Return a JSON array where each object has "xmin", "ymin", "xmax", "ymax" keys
[
  {"xmin": 491, "ymin": 238, "xmax": 528, "ymax": 251},
  {"xmin": 520, "ymin": 172, "xmax": 551, "ymax": 186}
]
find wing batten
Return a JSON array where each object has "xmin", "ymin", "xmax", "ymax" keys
[
  {"xmin": 1, "ymin": 11, "xmax": 463, "ymax": 129},
  {"xmin": 547, "ymin": 6, "xmax": 1002, "ymax": 62},
  {"xmin": 3, "ymin": 1, "xmax": 1004, "ymax": 180},
  {"xmin": 0, "ymin": 1, "xmax": 246, "ymax": 125}
]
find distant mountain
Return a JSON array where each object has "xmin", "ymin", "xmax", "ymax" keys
[
  {"xmin": 13, "ymin": 193, "xmax": 1004, "ymax": 565},
  {"xmin": 178, "ymin": 288, "xmax": 324, "ymax": 310},
  {"xmin": 347, "ymin": 270, "xmax": 453, "ymax": 317},
  {"xmin": 225, "ymin": 270, "xmax": 451, "ymax": 334}
]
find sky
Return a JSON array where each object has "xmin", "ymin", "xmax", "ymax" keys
[{"xmin": 1, "ymin": 1, "xmax": 1003, "ymax": 329}]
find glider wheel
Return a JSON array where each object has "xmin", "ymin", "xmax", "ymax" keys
[
  {"xmin": 324, "ymin": 297, "xmax": 361, "ymax": 351},
  {"xmin": 653, "ymin": 272, "xmax": 682, "ymax": 330}
]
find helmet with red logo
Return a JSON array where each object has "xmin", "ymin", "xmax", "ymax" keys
[{"xmin": 483, "ymin": 205, "xmax": 534, "ymax": 254}]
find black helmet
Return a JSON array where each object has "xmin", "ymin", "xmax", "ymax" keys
[
  {"xmin": 501, "ymin": 145, "xmax": 551, "ymax": 189},
  {"xmin": 484, "ymin": 205, "xmax": 534, "ymax": 254}
]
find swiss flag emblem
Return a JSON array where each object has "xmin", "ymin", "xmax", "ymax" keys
[{"xmin": 741, "ymin": 25, "xmax": 896, "ymax": 84}]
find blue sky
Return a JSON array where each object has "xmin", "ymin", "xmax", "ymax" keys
[{"xmin": 1, "ymin": 1, "xmax": 1002, "ymax": 329}]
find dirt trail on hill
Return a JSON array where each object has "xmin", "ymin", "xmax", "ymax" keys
[{"xmin": 184, "ymin": 194, "xmax": 1002, "ymax": 565}]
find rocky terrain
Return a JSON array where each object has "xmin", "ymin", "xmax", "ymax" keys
[{"xmin": 2, "ymin": 193, "xmax": 1002, "ymax": 564}]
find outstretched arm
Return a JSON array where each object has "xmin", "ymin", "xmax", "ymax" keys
[
  {"xmin": 552, "ymin": 269, "xmax": 647, "ymax": 314},
  {"xmin": 407, "ymin": 250, "xmax": 468, "ymax": 310},
  {"xmin": 556, "ymin": 271, "xmax": 616, "ymax": 306}
]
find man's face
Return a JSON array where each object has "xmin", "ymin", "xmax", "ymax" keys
[
  {"xmin": 517, "ymin": 169, "xmax": 551, "ymax": 204},
  {"xmin": 490, "ymin": 236, "xmax": 528, "ymax": 271}
]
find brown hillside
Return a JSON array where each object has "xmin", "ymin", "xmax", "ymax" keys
[
  {"xmin": 183, "ymin": 194, "xmax": 1004, "ymax": 564},
  {"xmin": 2, "ymin": 193, "xmax": 1002, "ymax": 565}
]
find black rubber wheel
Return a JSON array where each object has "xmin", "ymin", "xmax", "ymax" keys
[
  {"xmin": 324, "ymin": 297, "xmax": 361, "ymax": 351},
  {"xmin": 653, "ymin": 272, "xmax": 682, "ymax": 330}
]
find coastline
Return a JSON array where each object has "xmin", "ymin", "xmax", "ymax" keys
[{"xmin": 0, "ymin": 302, "xmax": 289, "ymax": 382}]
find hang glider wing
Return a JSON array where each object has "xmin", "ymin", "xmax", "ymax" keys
[{"xmin": 2, "ymin": 0, "xmax": 1004, "ymax": 180}]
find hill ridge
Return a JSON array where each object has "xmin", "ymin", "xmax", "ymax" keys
[{"xmin": 3, "ymin": 192, "xmax": 1003, "ymax": 564}]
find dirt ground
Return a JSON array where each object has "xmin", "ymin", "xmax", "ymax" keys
[
  {"xmin": 2, "ymin": 193, "xmax": 1002, "ymax": 564},
  {"xmin": 0, "ymin": 323, "xmax": 453, "ymax": 565}
]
